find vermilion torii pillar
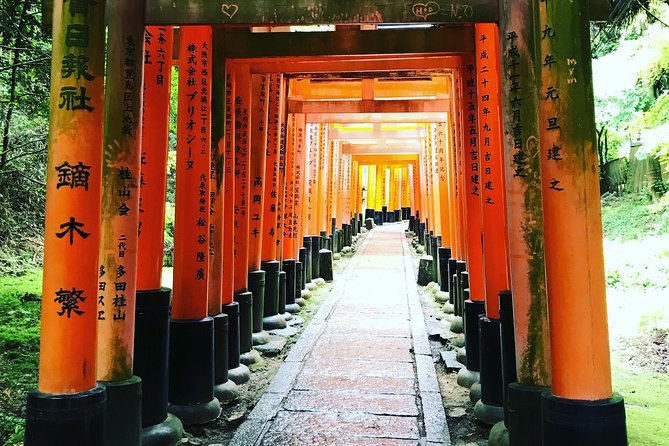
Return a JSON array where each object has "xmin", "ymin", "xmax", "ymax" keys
[
  {"xmin": 209, "ymin": 28, "xmax": 240, "ymax": 402},
  {"xmin": 134, "ymin": 25, "xmax": 184, "ymax": 444},
  {"xmin": 288, "ymin": 113, "xmax": 307, "ymax": 312},
  {"xmin": 95, "ymin": 0, "xmax": 146, "ymax": 443},
  {"xmin": 474, "ymin": 23, "xmax": 511, "ymax": 426},
  {"xmin": 230, "ymin": 63, "xmax": 256, "ymax": 380},
  {"xmin": 168, "ymin": 25, "xmax": 221, "ymax": 425},
  {"xmin": 537, "ymin": 2, "xmax": 627, "ymax": 443},
  {"xmin": 247, "ymin": 73, "xmax": 273, "ymax": 352},
  {"xmin": 221, "ymin": 67, "xmax": 250, "ymax": 385},
  {"xmin": 261, "ymin": 73, "xmax": 289, "ymax": 330},
  {"xmin": 25, "ymin": 1, "xmax": 106, "ymax": 443},
  {"xmin": 458, "ymin": 54, "xmax": 487, "ymax": 392},
  {"xmin": 496, "ymin": 1, "xmax": 552, "ymax": 444}
]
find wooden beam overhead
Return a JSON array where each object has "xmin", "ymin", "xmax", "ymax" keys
[
  {"xmin": 307, "ymin": 112, "xmax": 448, "ymax": 123},
  {"xmin": 329, "ymin": 127, "xmax": 427, "ymax": 141},
  {"xmin": 146, "ymin": 1, "xmax": 498, "ymax": 26},
  {"xmin": 218, "ymin": 27, "xmax": 474, "ymax": 58},
  {"xmin": 289, "ymin": 77, "xmax": 450, "ymax": 100},
  {"xmin": 351, "ymin": 154, "xmax": 420, "ymax": 165},
  {"xmin": 289, "ymin": 99, "xmax": 449, "ymax": 114},
  {"xmin": 233, "ymin": 55, "xmax": 461, "ymax": 75},
  {"xmin": 342, "ymin": 144, "xmax": 422, "ymax": 155}
]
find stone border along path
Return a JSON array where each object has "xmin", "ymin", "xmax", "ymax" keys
[{"xmin": 230, "ymin": 224, "xmax": 450, "ymax": 446}]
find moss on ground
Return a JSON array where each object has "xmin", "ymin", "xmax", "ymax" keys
[
  {"xmin": 613, "ymin": 359, "xmax": 669, "ymax": 446},
  {"xmin": 0, "ymin": 270, "xmax": 42, "ymax": 445}
]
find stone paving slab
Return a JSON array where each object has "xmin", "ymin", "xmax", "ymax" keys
[
  {"xmin": 264, "ymin": 410, "xmax": 420, "ymax": 440},
  {"xmin": 283, "ymin": 390, "xmax": 420, "ymax": 416},
  {"xmin": 309, "ymin": 343, "xmax": 413, "ymax": 362},
  {"xmin": 313, "ymin": 333, "xmax": 414, "ymax": 351},
  {"xmin": 300, "ymin": 358, "xmax": 415, "ymax": 379},
  {"xmin": 260, "ymin": 433, "xmax": 419, "ymax": 446},
  {"xmin": 293, "ymin": 374, "xmax": 416, "ymax": 395}
]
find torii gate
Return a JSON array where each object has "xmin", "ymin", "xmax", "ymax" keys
[{"xmin": 28, "ymin": 1, "xmax": 626, "ymax": 446}]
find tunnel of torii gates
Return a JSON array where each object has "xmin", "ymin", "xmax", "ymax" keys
[{"xmin": 27, "ymin": 0, "xmax": 627, "ymax": 445}]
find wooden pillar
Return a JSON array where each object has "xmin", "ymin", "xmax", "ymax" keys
[
  {"xmin": 137, "ymin": 26, "xmax": 172, "ymax": 292},
  {"xmin": 261, "ymin": 74, "xmax": 283, "ymax": 262},
  {"xmin": 232, "ymin": 64, "xmax": 251, "ymax": 293},
  {"xmin": 350, "ymin": 160, "xmax": 360, "ymax": 220},
  {"xmin": 305, "ymin": 123, "xmax": 320, "ymax": 235},
  {"xmin": 537, "ymin": 1, "xmax": 627, "ymax": 443},
  {"xmin": 275, "ymin": 75, "xmax": 289, "ymax": 262},
  {"xmin": 401, "ymin": 166, "xmax": 411, "ymax": 209},
  {"xmin": 293, "ymin": 114, "xmax": 307, "ymax": 257},
  {"xmin": 367, "ymin": 163, "xmax": 377, "ymax": 212},
  {"xmin": 316, "ymin": 125, "xmax": 328, "ymax": 233},
  {"xmin": 497, "ymin": 0, "xmax": 552, "ymax": 443},
  {"xmin": 27, "ymin": 0, "xmax": 107, "ymax": 441},
  {"xmin": 435, "ymin": 122, "xmax": 451, "ymax": 248},
  {"xmin": 460, "ymin": 55, "xmax": 485, "ymax": 302},
  {"xmin": 248, "ymin": 74, "xmax": 269, "ymax": 272},
  {"xmin": 93, "ymin": 8, "xmax": 146, "ymax": 443},
  {"xmin": 169, "ymin": 25, "xmax": 221, "ymax": 423},
  {"xmin": 221, "ymin": 70, "xmax": 235, "ymax": 304},
  {"xmin": 451, "ymin": 72, "xmax": 467, "ymax": 259},
  {"xmin": 475, "ymin": 24, "xmax": 511, "ymax": 318},
  {"xmin": 172, "ymin": 27, "xmax": 212, "ymax": 321},
  {"xmin": 326, "ymin": 140, "xmax": 338, "ymax": 232},
  {"xmin": 426, "ymin": 129, "xmax": 438, "ymax": 235},
  {"xmin": 411, "ymin": 161, "xmax": 420, "ymax": 218},
  {"xmin": 282, "ymin": 114, "xmax": 297, "ymax": 260}
]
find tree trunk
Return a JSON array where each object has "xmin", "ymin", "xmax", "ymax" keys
[{"xmin": 1, "ymin": 0, "xmax": 31, "ymax": 169}]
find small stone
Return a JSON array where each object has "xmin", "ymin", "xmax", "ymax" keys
[
  {"xmin": 435, "ymin": 291, "xmax": 449, "ymax": 303},
  {"xmin": 300, "ymin": 289, "xmax": 311, "ymax": 298},
  {"xmin": 333, "ymin": 253, "xmax": 341, "ymax": 261},
  {"xmin": 449, "ymin": 407, "xmax": 467, "ymax": 418},
  {"xmin": 416, "ymin": 245, "xmax": 425, "ymax": 254},
  {"xmin": 306, "ymin": 282, "xmax": 317, "ymax": 291},
  {"xmin": 443, "ymin": 303, "xmax": 455, "ymax": 314},
  {"xmin": 226, "ymin": 409, "xmax": 247, "ymax": 426}
]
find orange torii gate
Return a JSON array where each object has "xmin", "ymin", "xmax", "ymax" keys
[{"xmin": 30, "ymin": 2, "xmax": 625, "ymax": 445}]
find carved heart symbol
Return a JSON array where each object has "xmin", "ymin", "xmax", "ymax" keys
[
  {"xmin": 411, "ymin": 2, "xmax": 440, "ymax": 20},
  {"xmin": 221, "ymin": 3, "xmax": 239, "ymax": 19}
]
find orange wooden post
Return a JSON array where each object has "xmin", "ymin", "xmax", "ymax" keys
[
  {"xmin": 220, "ymin": 68, "xmax": 250, "ymax": 385},
  {"xmin": 401, "ymin": 166, "xmax": 411, "ymax": 215},
  {"xmin": 134, "ymin": 25, "xmax": 186, "ymax": 439},
  {"xmin": 260, "ymin": 73, "xmax": 287, "ymax": 329},
  {"xmin": 289, "ymin": 113, "xmax": 307, "ymax": 309},
  {"xmin": 475, "ymin": 24, "xmax": 511, "ymax": 318},
  {"xmin": 208, "ymin": 28, "xmax": 239, "ymax": 403},
  {"xmin": 410, "ymin": 161, "xmax": 420, "ymax": 221},
  {"xmin": 472, "ymin": 23, "xmax": 512, "ymax": 425},
  {"xmin": 366, "ymin": 163, "xmax": 377, "ymax": 216},
  {"xmin": 453, "ymin": 71, "xmax": 469, "ymax": 261},
  {"xmin": 495, "ymin": 0, "xmax": 552, "ymax": 442},
  {"xmin": 168, "ymin": 25, "xmax": 221, "ymax": 424},
  {"xmin": 26, "ymin": 1, "xmax": 107, "ymax": 442},
  {"xmin": 302, "ymin": 122, "xmax": 320, "ymax": 282},
  {"xmin": 93, "ymin": 0, "xmax": 147, "ymax": 442},
  {"xmin": 228, "ymin": 63, "xmax": 256, "ymax": 377},
  {"xmin": 316, "ymin": 125, "xmax": 329, "ymax": 235},
  {"xmin": 282, "ymin": 114, "xmax": 297, "ymax": 260},
  {"xmin": 435, "ymin": 122, "xmax": 452, "ymax": 250},
  {"xmin": 247, "ymin": 73, "xmax": 271, "ymax": 353},
  {"xmin": 537, "ymin": 2, "xmax": 627, "ymax": 443}
]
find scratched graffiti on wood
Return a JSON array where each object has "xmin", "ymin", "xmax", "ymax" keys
[{"xmin": 145, "ymin": 0, "xmax": 497, "ymax": 25}]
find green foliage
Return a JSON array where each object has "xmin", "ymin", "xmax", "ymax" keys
[
  {"xmin": 0, "ymin": 0, "xmax": 51, "ymax": 276},
  {"xmin": 0, "ymin": 270, "xmax": 41, "ymax": 445},
  {"xmin": 602, "ymin": 193, "xmax": 669, "ymax": 240}
]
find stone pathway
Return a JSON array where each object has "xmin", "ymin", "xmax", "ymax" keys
[{"xmin": 231, "ymin": 224, "xmax": 449, "ymax": 446}]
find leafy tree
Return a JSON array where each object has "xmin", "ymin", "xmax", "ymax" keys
[{"xmin": 0, "ymin": 0, "xmax": 51, "ymax": 274}]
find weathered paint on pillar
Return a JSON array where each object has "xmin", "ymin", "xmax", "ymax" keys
[
  {"xmin": 293, "ymin": 114, "xmax": 307, "ymax": 256},
  {"xmin": 426, "ymin": 130, "xmax": 438, "ymax": 234},
  {"xmin": 500, "ymin": 0, "xmax": 551, "ymax": 386},
  {"xmin": 435, "ymin": 122, "xmax": 451, "ymax": 247},
  {"xmin": 401, "ymin": 166, "xmax": 411, "ymax": 209},
  {"xmin": 221, "ymin": 70, "xmax": 235, "ymax": 304},
  {"xmin": 248, "ymin": 74, "xmax": 269, "ymax": 271},
  {"xmin": 460, "ymin": 54, "xmax": 485, "ymax": 302},
  {"xmin": 137, "ymin": 26, "xmax": 173, "ymax": 291},
  {"xmin": 275, "ymin": 78, "xmax": 289, "ymax": 260},
  {"xmin": 538, "ymin": 0, "xmax": 613, "ymax": 400},
  {"xmin": 261, "ymin": 73, "xmax": 282, "ymax": 262},
  {"xmin": 232, "ymin": 64, "xmax": 251, "ymax": 291},
  {"xmin": 282, "ymin": 114, "xmax": 297, "ymax": 259},
  {"xmin": 475, "ymin": 23, "xmax": 511, "ymax": 318},
  {"xmin": 367, "ymin": 163, "xmax": 377, "ymax": 212},
  {"xmin": 172, "ymin": 26, "xmax": 212, "ymax": 320},
  {"xmin": 305, "ymin": 123, "xmax": 320, "ymax": 235},
  {"xmin": 410, "ymin": 161, "xmax": 419, "ymax": 217},
  {"xmin": 316, "ymin": 125, "xmax": 329, "ymax": 232},
  {"xmin": 209, "ymin": 27, "xmax": 226, "ymax": 311},
  {"xmin": 39, "ymin": 0, "xmax": 106, "ymax": 394},
  {"xmin": 451, "ymin": 71, "xmax": 468, "ymax": 258},
  {"xmin": 350, "ymin": 160, "xmax": 360, "ymax": 219},
  {"xmin": 97, "ymin": 0, "xmax": 146, "ymax": 381}
]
